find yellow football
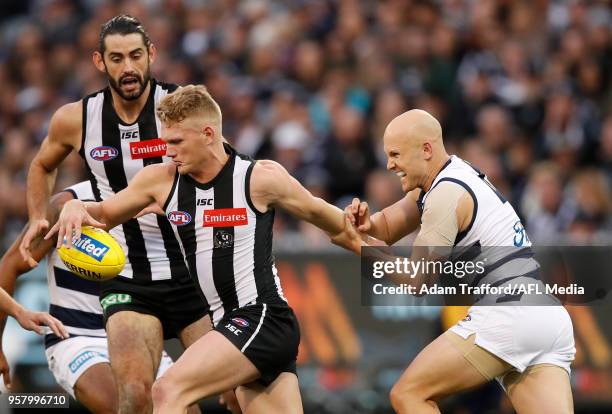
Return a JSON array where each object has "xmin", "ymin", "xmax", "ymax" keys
[{"xmin": 58, "ymin": 226, "xmax": 125, "ymax": 281}]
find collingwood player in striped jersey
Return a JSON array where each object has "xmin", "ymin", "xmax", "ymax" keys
[
  {"xmin": 0, "ymin": 182, "xmax": 175, "ymax": 413},
  {"xmin": 19, "ymin": 16, "xmax": 214, "ymax": 414},
  {"xmin": 344, "ymin": 110, "xmax": 575, "ymax": 414},
  {"xmin": 48, "ymin": 85, "xmax": 363, "ymax": 413}
]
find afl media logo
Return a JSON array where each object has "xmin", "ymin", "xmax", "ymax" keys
[
  {"xmin": 167, "ymin": 210, "xmax": 192, "ymax": 226},
  {"xmin": 90, "ymin": 146, "xmax": 118, "ymax": 161}
]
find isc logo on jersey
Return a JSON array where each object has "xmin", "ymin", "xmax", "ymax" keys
[
  {"xmin": 58, "ymin": 226, "xmax": 125, "ymax": 281},
  {"xmin": 168, "ymin": 210, "xmax": 192, "ymax": 226},
  {"xmin": 90, "ymin": 146, "xmax": 118, "ymax": 161},
  {"xmin": 121, "ymin": 130, "xmax": 139, "ymax": 140}
]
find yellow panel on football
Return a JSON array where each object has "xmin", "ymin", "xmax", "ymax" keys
[{"xmin": 58, "ymin": 226, "xmax": 125, "ymax": 281}]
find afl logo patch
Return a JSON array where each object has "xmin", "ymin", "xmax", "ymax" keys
[
  {"xmin": 167, "ymin": 210, "xmax": 192, "ymax": 226},
  {"xmin": 231, "ymin": 317, "xmax": 249, "ymax": 328},
  {"xmin": 90, "ymin": 146, "xmax": 119, "ymax": 161}
]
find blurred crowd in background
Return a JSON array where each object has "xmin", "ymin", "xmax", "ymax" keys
[
  {"xmin": 1, "ymin": 2, "xmax": 611, "ymax": 412},
  {"xmin": 0, "ymin": 0, "xmax": 611, "ymax": 252}
]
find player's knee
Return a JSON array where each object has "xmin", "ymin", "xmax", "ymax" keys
[
  {"xmin": 389, "ymin": 380, "xmax": 427, "ymax": 413},
  {"xmin": 118, "ymin": 381, "xmax": 152, "ymax": 412},
  {"xmin": 390, "ymin": 385, "xmax": 408, "ymax": 413},
  {"xmin": 151, "ymin": 376, "xmax": 184, "ymax": 409}
]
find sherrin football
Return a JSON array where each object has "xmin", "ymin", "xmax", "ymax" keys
[{"xmin": 58, "ymin": 226, "xmax": 125, "ymax": 281}]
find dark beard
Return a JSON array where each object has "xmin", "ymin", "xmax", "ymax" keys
[{"xmin": 107, "ymin": 69, "xmax": 150, "ymax": 101}]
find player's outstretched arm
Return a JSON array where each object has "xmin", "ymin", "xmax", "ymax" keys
[
  {"xmin": 346, "ymin": 189, "xmax": 422, "ymax": 245},
  {"xmin": 0, "ymin": 192, "xmax": 73, "ymax": 389},
  {"xmin": 21, "ymin": 101, "xmax": 82, "ymax": 263},
  {"xmin": 250, "ymin": 160, "xmax": 364, "ymax": 254},
  {"xmin": 0, "ymin": 285, "xmax": 68, "ymax": 390},
  {"xmin": 46, "ymin": 163, "xmax": 174, "ymax": 248},
  {"xmin": 0, "ymin": 189, "xmax": 73, "ymax": 317},
  {"xmin": 0, "ymin": 224, "xmax": 52, "ymax": 391}
]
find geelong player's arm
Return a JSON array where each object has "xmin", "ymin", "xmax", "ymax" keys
[
  {"xmin": 0, "ymin": 191, "xmax": 71, "ymax": 387},
  {"xmin": 249, "ymin": 160, "xmax": 365, "ymax": 254},
  {"xmin": 360, "ymin": 190, "xmax": 422, "ymax": 245},
  {"xmin": 0, "ymin": 228, "xmax": 53, "ymax": 337},
  {"xmin": 370, "ymin": 183, "xmax": 473, "ymax": 292},
  {"xmin": 0, "ymin": 191, "xmax": 71, "ymax": 304}
]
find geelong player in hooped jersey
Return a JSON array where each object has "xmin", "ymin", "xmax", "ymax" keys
[
  {"xmin": 344, "ymin": 110, "xmax": 575, "ymax": 414},
  {"xmin": 19, "ymin": 15, "xmax": 215, "ymax": 413},
  {"xmin": 48, "ymin": 85, "xmax": 363, "ymax": 413},
  {"xmin": 0, "ymin": 182, "xmax": 175, "ymax": 413}
]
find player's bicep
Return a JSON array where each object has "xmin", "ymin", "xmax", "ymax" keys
[
  {"xmin": 99, "ymin": 189, "xmax": 154, "ymax": 227},
  {"xmin": 276, "ymin": 175, "xmax": 321, "ymax": 220},
  {"xmin": 251, "ymin": 160, "xmax": 335, "ymax": 222},
  {"xmin": 270, "ymin": 169, "xmax": 330, "ymax": 221},
  {"xmin": 97, "ymin": 170, "xmax": 160, "ymax": 227},
  {"xmin": 33, "ymin": 137, "xmax": 74, "ymax": 173},
  {"xmin": 34, "ymin": 103, "xmax": 82, "ymax": 171}
]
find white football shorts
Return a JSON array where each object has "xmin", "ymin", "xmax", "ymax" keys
[
  {"xmin": 45, "ymin": 336, "xmax": 173, "ymax": 398},
  {"xmin": 449, "ymin": 305, "xmax": 575, "ymax": 381}
]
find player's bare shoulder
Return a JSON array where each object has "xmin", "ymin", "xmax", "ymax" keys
[
  {"xmin": 249, "ymin": 159, "xmax": 290, "ymax": 211},
  {"xmin": 250, "ymin": 160, "xmax": 289, "ymax": 195},
  {"xmin": 252, "ymin": 159, "xmax": 284, "ymax": 177},
  {"xmin": 47, "ymin": 100, "xmax": 83, "ymax": 150}
]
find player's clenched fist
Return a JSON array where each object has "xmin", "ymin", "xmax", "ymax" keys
[{"xmin": 345, "ymin": 198, "xmax": 372, "ymax": 232}]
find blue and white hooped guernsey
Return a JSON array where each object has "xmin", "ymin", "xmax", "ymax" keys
[
  {"xmin": 418, "ymin": 156, "xmax": 552, "ymax": 305},
  {"xmin": 45, "ymin": 181, "xmax": 105, "ymax": 348}
]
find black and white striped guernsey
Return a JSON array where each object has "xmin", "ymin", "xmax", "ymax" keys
[
  {"xmin": 164, "ymin": 144, "xmax": 287, "ymax": 325},
  {"xmin": 79, "ymin": 79, "xmax": 189, "ymax": 281}
]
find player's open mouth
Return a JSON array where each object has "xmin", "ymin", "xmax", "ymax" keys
[
  {"xmin": 396, "ymin": 171, "xmax": 406, "ymax": 178},
  {"xmin": 121, "ymin": 76, "xmax": 140, "ymax": 89}
]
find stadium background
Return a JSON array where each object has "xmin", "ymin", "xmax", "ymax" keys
[{"xmin": 0, "ymin": 0, "xmax": 610, "ymax": 412}]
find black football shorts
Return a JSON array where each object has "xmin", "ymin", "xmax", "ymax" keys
[
  {"xmin": 215, "ymin": 302, "xmax": 300, "ymax": 386},
  {"xmin": 100, "ymin": 275, "xmax": 209, "ymax": 339}
]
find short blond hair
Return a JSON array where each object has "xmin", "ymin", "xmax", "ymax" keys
[{"xmin": 157, "ymin": 84, "xmax": 222, "ymax": 126}]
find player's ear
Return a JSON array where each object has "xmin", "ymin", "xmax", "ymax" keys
[
  {"xmin": 202, "ymin": 125, "xmax": 215, "ymax": 144},
  {"xmin": 148, "ymin": 43, "xmax": 156, "ymax": 64},
  {"xmin": 93, "ymin": 51, "xmax": 106, "ymax": 73},
  {"xmin": 423, "ymin": 142, "xmax": 433, "ymax": 160}
]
